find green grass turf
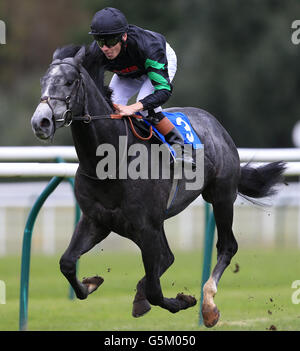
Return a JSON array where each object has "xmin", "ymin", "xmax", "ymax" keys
[{"xmin": 0, "ymin": 248, "xmax": 300, "ymax": 331}]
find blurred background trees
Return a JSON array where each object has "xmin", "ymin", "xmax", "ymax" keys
[{"xmin": 0, "ymin": 0, "xmax": 300, "ymax": 147}]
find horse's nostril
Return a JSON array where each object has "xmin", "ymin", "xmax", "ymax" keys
[{"xmin": 40, "ymin": 118, "xmax": 51, "ymax": 128}]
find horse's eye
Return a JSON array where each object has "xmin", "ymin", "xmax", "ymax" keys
[{"xmin": 66, "ymin": 80, "xmax": 73, "ymax": 86}]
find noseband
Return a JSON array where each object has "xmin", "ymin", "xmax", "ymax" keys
[{"xmin": 40, "ymin": 62, "xmax": 82, "ymax": 129}]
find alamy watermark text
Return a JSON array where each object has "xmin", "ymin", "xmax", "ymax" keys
[
  {"xmin": 95, "ymin": 137, "xmax": 204, "ymax": 191},
  {"xmin": 291, "ymin": 280, "xmax": 300, "ymax": 304},
  {"xmin": 291, "ymin": 20, "xmax": 300, "ymax": 44},
  {"xmin": 0, "ymin": 280, "xmax": 5, "ymax": 304},
  {"xmin": 0, "ymin": 20, "xmax": 6, "ymax": 45}
]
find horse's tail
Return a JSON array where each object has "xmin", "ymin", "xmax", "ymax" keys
[{"xmin": 238, "ymin": 161, "xmax": 286, "ymax": 202}]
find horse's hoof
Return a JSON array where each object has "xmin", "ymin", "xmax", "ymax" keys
[
  {"xmin": 82, "ymin": 275, "xmax": 104, "ymax": 294},
  {"xmin": 202, "ymin": 304, "xmax": 220, "ymax": 328},
  {"xmin": 132, "ymin": 299, "xmax": 151, "ymax": 318},
  {"xmin": 176, "ymin": 293, "xmax": 197, "ymax": 309}
]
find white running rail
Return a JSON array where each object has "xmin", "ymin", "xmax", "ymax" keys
[{"xmin": 0, "ymin": 147, "xmax": 299, "ymax": 177}]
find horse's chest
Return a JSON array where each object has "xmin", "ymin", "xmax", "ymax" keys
[{"xmin": 87, "ymin": 202, "xmax": 137, "ymax": 236}]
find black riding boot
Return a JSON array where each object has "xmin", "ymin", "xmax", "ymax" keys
[
  {"xmin": 147, "ymin": 111, "xmax": 195, "ymax": 165},
  {"xmin": 164, "ymin": 127, "xmax": 195, "ymax": 165}
]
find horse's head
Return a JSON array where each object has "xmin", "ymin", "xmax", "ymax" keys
[{"xmin": 31, "ymin": 46, "xmax": 86, "ymax": 141}]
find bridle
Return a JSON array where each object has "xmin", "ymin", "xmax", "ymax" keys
[
  {"xmin": 39, "ymin": 61, "xmax": 153, "ymax": 141},
  {"xmin": 40, "ymin": 62, "xmax": 83, "ymax": 130}
]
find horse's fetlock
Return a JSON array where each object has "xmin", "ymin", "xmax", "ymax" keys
[{"xmin": 146, "ymin": 291, "xmax": 163, "ymax": 306}]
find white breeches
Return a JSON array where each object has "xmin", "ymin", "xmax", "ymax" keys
[{"xmin": 109, "ymin": 43, "xmax": 177, "ymax": 116}]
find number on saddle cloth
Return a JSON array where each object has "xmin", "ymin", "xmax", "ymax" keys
[{"xmin": 142, "ymin": 111, "xmax": 203, "ymax": 155}]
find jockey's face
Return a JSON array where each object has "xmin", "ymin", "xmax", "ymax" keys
[{"xmin": 98, "ymin": 33, "xmax": 127, "ymax": 60}]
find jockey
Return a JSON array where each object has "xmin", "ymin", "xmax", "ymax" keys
[{"xmin": 88, "ymin": 7, "xmax": 193, "ymax": 165}]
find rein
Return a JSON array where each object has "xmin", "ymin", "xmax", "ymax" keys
[
  {"xmin": 72, "ymin": 112, "xmax": 153, "ymax": 142},
  {"xmin": 40, "ymin": 61, "xmax": 153, "ymax": 141}
]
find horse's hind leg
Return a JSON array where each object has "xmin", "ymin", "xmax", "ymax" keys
[
  {"xmin": 202, "ymin": 198, "xmax": 238, "ymax": 327},
  {"xmin": 132, "ymin": 227, "xmax": 174, "ymax": 317},
  {"xmin": 59, "ymin": 215, "xmax": 110, "ymax": 300}
]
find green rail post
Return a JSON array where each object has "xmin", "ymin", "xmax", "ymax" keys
[
  {"xmin": 19, "ymin": 176, "xmax": 64, "ymax": 331},
  {"xmin": 55, "ymin": 157, "xmax": 81, "ymax": 300},
  {"xmin": 65, "ymin": 176, "xmax": 81, "ymax": 300},
  {"xmin": 199, "ymin": 202, "xmax": 216, "ymax": 326}
]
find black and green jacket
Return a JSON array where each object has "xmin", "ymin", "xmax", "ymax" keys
[{"xmin": 88, "ymin": 24, "xmax": 173, "ymax": 110}]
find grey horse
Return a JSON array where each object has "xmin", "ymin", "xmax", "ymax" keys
[{"xmin": 31, "ymin": 45, "xmax": 285, "ymax": 327}]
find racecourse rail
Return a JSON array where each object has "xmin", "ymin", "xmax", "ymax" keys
[
  {"xmin": 0, "ymin": 146, "xmax": 300, "ymax": 176},
  {"xmin": 1, "ymin": 146, "xmax": 300, "ymax": 331}
]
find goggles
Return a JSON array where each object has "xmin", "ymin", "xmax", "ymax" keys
[{"xmin": 94, "ymin": 34, "xmax": 123, "ymax": 48}]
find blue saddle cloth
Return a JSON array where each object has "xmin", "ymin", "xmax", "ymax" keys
[{"xmin": 142, "ymin": 111, "xmax": 202, "ymax": 156}]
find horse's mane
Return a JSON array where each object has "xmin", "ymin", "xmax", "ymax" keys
[
  {"xmin": 53, "ymin": 44, "xmax": 114, "ymax": 109},
  {"xmin": 53, "ymin": 44, "xmax": 82, "ymax": 61}
]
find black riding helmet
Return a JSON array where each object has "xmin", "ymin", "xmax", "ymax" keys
[{"xmin": 89, "ymin": 7, "xmax": 128, "ymax": 36}]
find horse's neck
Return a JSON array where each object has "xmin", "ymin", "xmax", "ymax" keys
[
  {"xmin": 81, "ymin": 67, "xmax": 112, "ymax": 116},
  {"xmin": 71, "ymin": 70, "xmax": 123, "ymax": 172}
]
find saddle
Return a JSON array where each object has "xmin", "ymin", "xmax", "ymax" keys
[{"xmin": 128, "ymin": 111, "xmax": 202, "ymax": 154}]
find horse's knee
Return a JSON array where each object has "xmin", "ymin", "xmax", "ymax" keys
[{"xmin": 59, "ymin": 255, "xmax": 76, "ymax": 276}]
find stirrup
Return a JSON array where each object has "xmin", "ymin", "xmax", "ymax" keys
[
  {"xmin": 172, "ymin": 146, "xmax": 196, "ymax": 167},
  {"xmin": 175, "ymin": 154, "xmax": 196, "ymax": 166}
]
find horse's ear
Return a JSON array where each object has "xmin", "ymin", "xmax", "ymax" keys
[
  {"xmin": 52, "ymin": 48, "xmax": 60, "ymax": 61},
  {"xmin": 74, "ymin": 46, "xmax": 86, "ymax": 66}
]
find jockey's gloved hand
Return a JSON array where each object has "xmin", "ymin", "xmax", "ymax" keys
[{"xmin": 144, "ymin": 110, "xmax": 165, "ymax": 125}]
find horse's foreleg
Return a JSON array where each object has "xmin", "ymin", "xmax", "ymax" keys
[
  {"xmin": 139, "ymin": 228, "xmax": 197, "ymax": 315},
  {"xmin": 202, "ymin": 200, "xmax": 238, "ymax": 328},
  {"xmin": 59, "ymin": 215, "xmax": 110, "ymax": 300},
  {"xmin": 132, "ymin": 228, "xmax": 174, "ymax": 317}
]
